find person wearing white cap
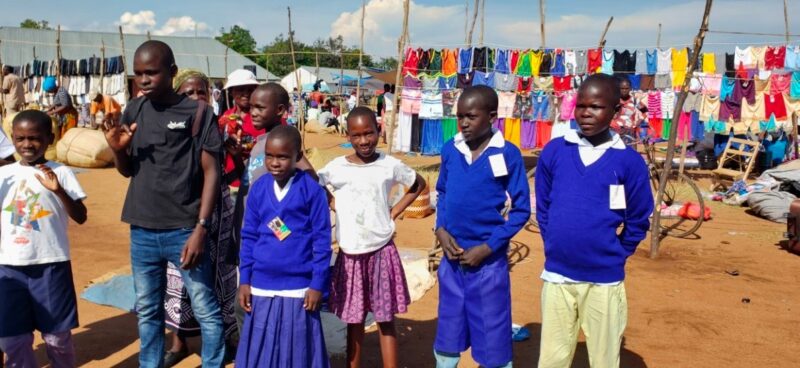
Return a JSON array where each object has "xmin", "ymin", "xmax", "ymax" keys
[
  {"xmin": 219, "ymin": 69, "xmax": 262, "ymax": 190},
  {"xmin": 89, "ymin": 88, "xmax": 121, "ymax": 130}
]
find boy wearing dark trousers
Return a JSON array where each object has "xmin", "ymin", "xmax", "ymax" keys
[
  {"xmin": 103, "ymin": 41, "xmax": 225, "ymax": 367},
  {"xmin": 434, "ymin": 85, "xmax": 530, "ymax": 368},
  {"xmin": 535, "ymin": 74, "xmax": 653, "ymax": 368}
]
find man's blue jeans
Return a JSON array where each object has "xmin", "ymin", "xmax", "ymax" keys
[{"xmin": 130, "ymin": 226, "xmax": 224, "ymax": 368}]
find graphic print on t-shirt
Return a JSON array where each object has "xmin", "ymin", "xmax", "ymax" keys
[{"xmin": 4, "ymin": 179, "xmax": 52, "ymax": 243}]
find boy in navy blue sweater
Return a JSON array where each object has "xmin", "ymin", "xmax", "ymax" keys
[
  {"xmin": 434, "ymin": 85, "xmax": 530, "ymax": 368},
  {"xmin": 236, "ymin": 125, "xmax": 332, "ymax": 367},
  {"xmin": 535, "ymin": 74, "xmax": 653, "ymax": 368}
]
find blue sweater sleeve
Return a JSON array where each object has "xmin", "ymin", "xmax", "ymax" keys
[
  {"xmin": 308, "ymin": 185, "xmax": 333, "ymax": 293},
  {"xmin": 435, "ymin": 147, "xmax": 450, "ymax": 230},
  {"xmin": 239, "ymin": 182, "xmax": 262, "ymax": 286},
  {"xmin": 534, "ymin": 143, "xmax": 554, "ymax": 240},
  {"xmin": 487, "ymin": 148, "xmax": 531, "ymax": 252},
  {"xmin": 618, "ymin": 153, "xmax": 654, "ymax": 252}
]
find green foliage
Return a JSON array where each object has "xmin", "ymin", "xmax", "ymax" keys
[
  {"xmin": 20, "ymin": 19, "xmax": 51, "ymax": 30},
  {"xmin": 256, "ymin": 33, "xmax": 374, "ymax": 77},
  {"xmin": 215, "ymin": 25, "xmax": 257, "ymax": 56}
]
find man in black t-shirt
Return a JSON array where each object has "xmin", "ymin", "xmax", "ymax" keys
[{"xmin": 102, "ymin": 41, "xmax": 225, "ymax": 367}]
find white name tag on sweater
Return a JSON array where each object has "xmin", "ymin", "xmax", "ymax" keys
[
  {"xmin": 489, "ymin": 154, "xmax": 508, "ymax": 177},
  {"xmin": 610, "ymin": 185, "xmax": 626, "ymax": 209}
]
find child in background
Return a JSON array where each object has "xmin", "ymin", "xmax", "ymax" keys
[
  {"xmin": 0, "ymin": 110, "xmax": 88, "ymax": 367},
  {"xmin": 219, "ymin": 69, "xmax": 262, "ymax": 189},
  {"xmin": 236, "ymin": 125, "xmax": 332, "ymax": 367},
  {"xmin": 433, "ymin": 85, "xmax": 530, "ymax": 368},
  {"xmin": 319, "ymin": 107, "xmax": 426, "ymax": 368},
  {"xmin": 535, "ymin": 74, "xmax": 653, "ymax": 368}
]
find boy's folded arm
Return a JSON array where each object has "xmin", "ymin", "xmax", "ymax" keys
[
  {"xmin": 309, "ymin": 188, "xmax": 333, "ymax": 292},
  {"xmin": 487, "ymin": 153, "xmax": 531, "ymax": 252},
  {"xmin": 618, "ymin": 161, "xmax": 655, "ymax": 251}
]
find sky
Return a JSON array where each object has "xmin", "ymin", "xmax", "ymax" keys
[{"xmin": 1, "ymin": 0, "xmax": 799, "ymax": 58}]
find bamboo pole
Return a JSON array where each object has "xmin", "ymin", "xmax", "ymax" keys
[
  {"xmin": 464, "ymin": 1, "xmax": 469, "ymax": 44},
  {"xmin": 100, "ymin": 40, "xmax": 106, "ymax": 94},
  {"xmin": 315, "ymin": 52, "xmax": 320, "ymax": 90},
  {"xmin": 224, "ymin": 47, "xmax": 229, "ymax": 111},
  {"xmin": 356, "ymin": 0, "xmax": 366, "ymax": 107},
  {"xmin": 388, "ymin": 0, "xmax": 410, "ymax": 154},
  {"xmin": 650, "ymin": 0, "xmax": 714, "ymax": 259},
  {"xmin": 479, "ymin": 0, "xmax": 485, "ymax": 46},
  {"xmin": 598, "ymin": 17, "xmax": 614, "ymax": 48},
  {"xmin": 539, "ymin": 0, "xmax": 546, "ymax": 48},
  {"xmin": 657, "ymin": 23, "xmax": 662, "ymax": 48},
  {"xmin": 784, "ymin": 0, "xmax": 791, "ymax": 43},
  {"xmin": 0, "ymin": 40, "xmax": 5, "ymax": 115},
  {"xmin": 206, "ymin": 56, "xmax": 211, "ymax": 77},
  {"xmin": 33, "ymin": 46, "xmax": 36, "ymax": 60},
  {"xmin": 467, "ymin": 0, "xmax": 480, "ymax": 47},
  {"xmin": 56, "ymin": 25, "xmax": 62, "ymax": 87},
  {"xmin": 288, "ymin": 7, "xmax": 305, "ymax": 150},
  {"xmin": 339, "ymin": 52, "xmax": 345, "ymax": 95},
  {"xmin": 118, "ymin": 26, "xmax": 129, "ymax": 102}
]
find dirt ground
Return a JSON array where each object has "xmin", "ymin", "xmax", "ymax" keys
[{"xmin": 24, "ymin": 132, "xmax": 800, "ymax": 367}]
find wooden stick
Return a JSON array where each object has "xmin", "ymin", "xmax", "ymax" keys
[
  {"xmin": 356, "ymin": 0, "xmax": 366, "ymax": 107},
  {"xmin": 339, "ymin": 51, "xmax": 345, "ymax": 95},
  {"xmin": 479, "ymin": 0, "xmax": 485, "ymax": 46},
  {"xmin": 224, "ymin": 47, "xmax": 229, "ymax": 112},
  {"xmin": 288, "ymin": 7, "xmax": 305, "ymax": 150},
  {"xmin": 0, "ymin": 40, "xmax": 5, "ymax": 114},
  {"xmin": 467, "ymin": 0, "xmax": 479, "ymax": 47},
  {"xmin": 33, "ymin": 46, "xmax": 36, "ymax": 60},
  {"xmin": 539, "ymin": 0, "xmax": 546, "ymax": 48},
  {"xmin": 650, "ymin": 0, "xmax": 714, "ymax": 259},
  {"xmin": 784, "ymin": 0, "xmax": 791, "ymax": 43},
  {"xmin": 677, "ymin": 136, "xmax": 689, "ymax": 180},
  {"xmin": 118, "ymin": 26, "xmax": 129, "ymax": 102},
  {"xmin": 657, "ymin": 23, "xmax": 662, "ymax": 49},
  {"xmin": 56, "ymin": 25, "xmax": 62, "ymax": 87},
  {"xmin": 100, "ymin": 40, "xmax": 106, "ymax": 94},
  {"xmin": 464, "ymin": 1, "xmax": 469, "ymax": 45},
  {"xmin": 205, "ymin": 56, "xmax": 211, "ymax": 78},
  {"xmin": 315, "ymin": 52, "xmax": 320, "ymax": 85},
  {"xmin": 388, "ymin": 0, "xmax": 410, "ymax": 154},
  {"xmin": 597, "ymin": 17, "xmax": 614, "ymax": 48},
  {"xmin": 146, "ymin": 30, "xmax": 151, "ymax": 41}
]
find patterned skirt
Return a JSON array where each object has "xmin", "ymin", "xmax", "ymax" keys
[
  {"xmin": 164, "ymin": 184, "xmax": 238, "ymax": 340},
  {"xmin": 329, "ymin": 241, "xmax": 410, "ymax": 324}
]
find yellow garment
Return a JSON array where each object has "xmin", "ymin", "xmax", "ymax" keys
[
  {"xmin": 783, "ymin": 94, "xmax": 800, "ymax": 117},
  {"xmin": 530, "ymin": 50, "xmax": 543, "ymax": 77},
  {"xmin": 538, "ymin": 282, "xmax": 628, "ymax": 368},
  {"xmin": 754, "ymin": 77, "xmax": 771, "ymax": 93},
  {"xmin": 740, "ymin": 94, "xmax": 765, "ymax": 133},
  {"xmin": 750, "ymin": 46, "xmax": 767, "ymax": 70},
  {"xmin": 699, "ymin": 95, "xmax": 720, "ymax": 121},
  {"xmin": 534, "ymin": 76, "xmax": 554, "ymax": 92},
  {"xmin": 504, "ymin": 118, "xmax": 522, "ymax": 148},
  {"xmin": 702, "ymin": 52, "xmax": 716, "ymax": 73},
  {"xmin": 671, "ymin": 48, "xmax": 689, "ymax": 86}
]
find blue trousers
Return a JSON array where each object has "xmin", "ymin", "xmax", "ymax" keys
[
  {"xmin": 130, "ymin": 226, "xmax": 224, "ymax": 368},
  {"xmin": 434, "ymin": 253, "xmax": 513, "ymax": 367}
]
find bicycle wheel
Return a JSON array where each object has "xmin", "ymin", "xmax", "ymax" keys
[
  {"xmin": 527, "ymin": 166, "xmax": 538, "ymax": 229},
  {"xmin": 652, "ymin": 171, "xmax": 705, "ymax": 238}
]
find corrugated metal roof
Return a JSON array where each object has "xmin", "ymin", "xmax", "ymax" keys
[
  {"xmin": 0, "ymin": 27, "xmax": 278, "ymax": 80},
  {"xmin": 296, "ymin": 65, "xmax": 364, "ymax": 83}
]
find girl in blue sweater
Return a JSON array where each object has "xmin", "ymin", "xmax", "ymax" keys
[
  {"xmin": 236, "ymin": 125, "xmax": 332, "ymax": 368},
  {"xmin": 535, "ymin": 74, "xmax": 653, "ymax": 368}
]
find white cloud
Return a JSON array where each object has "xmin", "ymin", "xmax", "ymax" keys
[{"xmin": 117, "ymin": 10, "xmax": 209, "ymax": 37}]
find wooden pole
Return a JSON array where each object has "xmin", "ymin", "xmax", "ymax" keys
[
  {"xmin": 539, "ymin": 0, "xmax": 546, "ymax": 48},
  {"xmin": 0, "ymin": 40, "xmax": 5, "ymax": 115},
  {"xmin": 100, "ymin": 40, "xmax": 106, "ymax": 94},
  {"xmin": 33, "ymin": 46, "xmax": 36, "ymax": 60},
  {"xmin": 146, "ymin": 30, "xmax": 151, "ymax": 41},
  {"xmin": 467, "ymin": 0, "xmax": 480, "ymax": 47},
  {"xmin": 224, "ymin": 47, "xmax": 229, "ymax": 111},
  {"xmin": 339, "ymin": 52, "xmax": 345, "ymax": 95},
  {"xmin": 288, "ymin": 7, "xmax": 305, "ymax": 150},
  {"xmin": 388, "ymin": 0, "xmax": 410, "ymax": 154},
  {"xmin": 650, "ymin": 0, "xmax": 714, "ymax": 259},
  {"xmin": 118, "ymin": 26, "xmax": 129, "ymax": 102},
  {"xmin": 465, "ymin": 1, "xmax": 469, "ymax": 44},
  {"xmin": 598, "ymin": 17, "xmax": 614, "ymax": 48},
  {"xmin": 657, "ymin": 23, "xmax": 662, "ymax": 48},
  {"xmin": 56, "ymin": 25, "xmax": 62, "ymax": 87},
  {"xmin": 356, "ymin": 0, "xmax": 366, "ymax": 107},
  {"xmin": 315, "ymin": 52, "xmax": 320, "ymax": 91},
  {"xmin": 784, "ymin": 0, "xmax": 791, "ymax": 43},
  {"xmin": 479, "ymin": 0, "xmax": 485, "ymax": 46},
  {"xmin": 205, "ymin": 56, "xmax": 211, "ymax": 78}
]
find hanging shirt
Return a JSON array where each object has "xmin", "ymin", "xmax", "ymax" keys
[
  {"xmin": 495, "ymin": 49, "xmax": 510, "ymax": 74},
  {"xmin": 791, "ymin": 71, "xmax": 800, "ymax": 98},
  {"xmin": 403, "ymin": 48, "xmax": 420, "ymax": 76},
  {"xmin": 532, "ymin": 91, "xmax": 551, "ymax": 120},
  {"xmin": 702, "ymin": 52, "xmax": 716, "ymax": 73},
  {"xmin": 558, "ymin": 91, "xmax": 577, "ymax": 121},
  {"xmin": 720, "ymin": 75, "xmax": 736, "ymax": 100},
  {"xmin": 785, "ymin": 46, "xmax": 800, "ymax": 70},
  {"xmin": 457, "ymin": 72, "xmax": 474, "ymax": 89},
  {"xmin": 733, "ymin": 79, "xmax": 756, "ymax": 105},
  {"xmin": 635, "ymin": 50, "xmax": 648, "ymax": 75},
  {"xmin": 458, "ymin": 48, "xmax": 473, "ymax": 74},
  {"xmin": 494, "ymin": 73, "xmax": 518, "ymax": 92},
  {"xmin": 750, "ymin": 46, "xmax": 767, "ymax": 70},
  {"xmin": 765, "ymin": 46, "xmax": 786, "ymax": 70},
  {"xmin": 530, "ymin": 50, "xmax": 544, "ymax": 76},
  {"xmin": 472, "ymin": 71, "xmax": 495, "ymax": 88},
  {"xmin": 551, "ymin": 51, "xmax": 566, "ymax": 77},
  {"xmin": 442, "ymin": 49, "xmax": 458, "ymax": 76},
  {"xmin": 509, "ymin": 50, "xmax": 520, "ymax": 73},
  {"xmin": 740, "ymin": 94, "xmax": 765, "ymax": 128},
  {"xmin": 646, "ymin": 49, "xmax": 658, "ymax": 75},
  {"xmin": 734, "ymin": 46, "xmax": 753, "ymax": 69},
  {"xmin": 587, "ymin": 48, "xmax": 603, "ymax": 74},
  {"xmin": 539, "ymin": 51, "xmax": 554, "ymax": 76},
  {"xmin": 429, "ymin": 49, "xmax": 442, "ymax": 73},
  {"xmin": 553, "ymin": 76, "xmax": 572, "ymax": 92},
  {"xmin": 516, "ymin": 51, "xmax": 533, "ymax": 77},
  {"xmin": 661, "ymin": 90, "xmax": 676, "ymax": 119},
  {"xmin": 534, "ymin": 76, "xmax": 554, "ymax": 92},
  {"xmin": 498, "ymin": 91, "xmax": 517, "ymax": 119},
  {"xmin": 765, "ymin": 92, "xmax": 788, "ymax": 120},
  {"xmin": 514, "ymin": 92, "xmax": 533, "ymax": 119},
  {"xmin": 657, "ymin": 48, "xmax": 672, "ymax": 74},
  {"xmin": 672, "ymin": 48, "xmax": 689, "ymax": 86},
  {"xmin": 601, "ymin": 50, "xmax": 615, "ymax": 75},
  {"xmin": 699, "ymin": 95, "xmax": 720, "ymax": 121},
  {"xmin": 473, "ymin": 47, "xmax": 489, "ymax": 73},
  {"xmin": 770, "ymin": 72, "xmax": 791, "ymax": 95},
  {"xmin": 517, "ymin": 77, "xmax": 534, "ymax": 92},
  {"xmin": 417, "ymin": 48, "xmax": 431, "ymax": 73},
  {"xmin": 419, "ymin": 92, "xmax": 444, "ymax": 119},
  {"xmin": 564, "ymin": 50, "xmax": 578, "ymax": 75},
  {"xmin": 575, "ymin": 49, "xmax": 588, "ymax": 75}
]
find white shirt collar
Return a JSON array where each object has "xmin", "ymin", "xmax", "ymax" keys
[
  {"xmin": 563, "ymin": 130, "xmax": 626, "ymax": 150},
  {"xmin": 273, "ymin": 174, "xmax": 296, "ymax": 202},
  {"xmin": 454, "ymin": 128, "xmax": 505, "ymax": 164}
]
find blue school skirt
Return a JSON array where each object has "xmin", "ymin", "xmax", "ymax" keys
[{"xmin": 235, "ymin": 295, "xmax": 329, "ymax": 368}]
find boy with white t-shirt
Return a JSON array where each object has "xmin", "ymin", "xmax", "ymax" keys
[{"xmin": 0, "ymin": 110, "xmax": 88, "ymax": 367}]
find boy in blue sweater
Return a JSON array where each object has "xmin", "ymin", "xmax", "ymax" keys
[
  {"xmin": 434, "ymin": 85, "xmax": 531, "ymax": 368},
  {"xmin": 535, "ymin": 74, "xmax": 653, "ymax": 368},
  {"xmin": 236, "ymin": 125, "xmax": 332, "ymax": 367}
]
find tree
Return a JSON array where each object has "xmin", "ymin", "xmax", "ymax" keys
[
  {"xmin": 20, "ymin": 19, "xmax": 51, "ymax": 30},
  {"xmin": 215, "ymin": 25, "xmax": 257, "ymax": 56},
  {"xmin": 376, "ymin": 57, "xmax": 398, "ymax": 70}
]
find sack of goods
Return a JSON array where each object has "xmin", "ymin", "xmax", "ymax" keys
[{"xmin": 56, "ymin": 128, "xmax": 114, "ymax": 168}]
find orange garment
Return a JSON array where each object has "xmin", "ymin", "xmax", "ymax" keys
[
  {"xmin": 442, "ymin": 49, "xmax": 458, "ymax": 76},
  {"xmin": 90, "ymin": 95, "xmax": 121, "ymax": 117}
]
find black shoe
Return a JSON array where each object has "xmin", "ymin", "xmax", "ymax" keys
[{"xmin": 164, "ymin": 349, "xmax": 190, "ymax": 368}]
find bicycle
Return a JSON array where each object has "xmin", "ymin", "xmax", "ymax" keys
[{"xmin": 526, "ymin": 136, "xmax": 705, "ymax": 239}]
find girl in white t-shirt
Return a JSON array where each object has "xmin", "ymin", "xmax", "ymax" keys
[{"xmin": 318, "ymin": 107, "xmax": 426, "ymax": 368}]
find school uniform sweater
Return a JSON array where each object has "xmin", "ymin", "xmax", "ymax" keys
[
  {"xmin": 535, "ymin": 138, "xmax": 653, "ymax": 283},
  {"xmin": 435, "ymin": 137, "xmax": 530, "ymax": 253},
  {"xmin": 239, "ymin": 170, "xmax": 332, "ymax": 292}
]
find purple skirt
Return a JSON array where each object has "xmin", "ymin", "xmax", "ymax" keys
[
  {"xmin": 330, "ymin": 241, "xmax": 410, "ymax": 324},
  {"xmin": 235, "ymin": 296, "xmax": 329, "ymax": 368}
]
